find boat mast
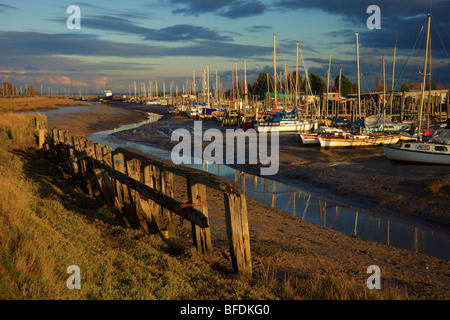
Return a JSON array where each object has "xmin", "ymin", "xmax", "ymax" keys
[
  {"xmin": 427, "ymin": 36, "xmax": 432, "ymax": 129},
  {"xmin": 296, "ymin": 41, "xmax": 299, "ymax": 111},
  {"xmin": 391, "ymin": 35, "xmax": 397, "ymax": 115},
  {"xmin": 383, "ymin": 56, "xmax": 386, "ymax": 129},
  {"xmin": 325, "ymin": 54, "xmax": 331, "ymax": 123},
  {"xmin": 355, "ymin": 32, "xmax": 362, "ymax": 128},
  {"xmin": 418, "ymin": 14, "xmax": 432, "ymax": 142},
  {"xmin": 244, "ymin": 59, "xmax": 248, "ymax": 108},
  {"xmin": 273, "ymin": 34, "xmax": 277, "ymax": 111},
  {"xmin": 207, "ymin": 64, "xmax": 210, "ymax": 107}
]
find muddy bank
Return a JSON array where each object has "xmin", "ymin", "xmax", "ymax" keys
[{"xmin": 45, "ymin": 102, "xmax": 151, "ymax": 137}]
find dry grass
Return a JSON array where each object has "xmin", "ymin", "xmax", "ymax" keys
[{"xmin": 0, "ymin": 96, "xmax": 91, "ymax": 113}]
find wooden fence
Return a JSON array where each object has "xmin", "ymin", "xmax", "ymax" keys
[{"xmin": 43, "ymin": 129, "xmax": 252, "ymax": 275}]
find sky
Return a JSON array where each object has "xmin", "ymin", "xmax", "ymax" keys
[{"xmin": 0, "ymin": 0, "xmax": 449, "ymax": 94}]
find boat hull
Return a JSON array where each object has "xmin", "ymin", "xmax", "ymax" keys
[
  {"xmin": 298, "ymin": 133, "xmax": 319, "ymax": 145},
  {"xmin": 383, "ymin": 145, "xmax": 450, "ymax": 165},
  {"xmin": 318, "ymin": 134, "xmax": 401, "ymax": 148},
  {"xmin": 255, "ymin": 120, "xmax": 315, "ymax": 133}
]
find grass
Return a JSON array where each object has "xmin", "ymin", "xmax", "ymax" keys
[
  {"xmin": 0, "ymin": 112, "xmax": 408, "ymax": 300},
  {"xmin": 0, "ymin": 96, "xmax": 91, "ymax": 113}
]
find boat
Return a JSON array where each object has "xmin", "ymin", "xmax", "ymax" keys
[
  {"xmin": 383, "ymin": 140, "xmax": 450, "ymax": 165},
  {"xmin": 102, "ymin": 82, "xmax": 113, "ymax": 100},
  {"xmin": 384, "ymin": 125, "xmax": 450, "ymax": 164},
  {"xmin": 253, "ymin": 107, "xmax": 317, "ymax": 133},
  {"xmin": 198, "ymin": 106, "xmax": 218, "ymax": 119},
  {"xmin": 318, "ymin": 132, "xmax": 401, "ymax": 148},
  {"xmin": 189, "ymin": 107, "xmax": 198, "ymax": 118},
  {"xmin": 364, "ymin": 114, "xmax": 410, "ymax": 133},
  {"xmin": 298, "ymin": 126, "xmax": 345, "ymax": 145},
  {"xmin": 383, "ymin": 14, "xmax": 450, "ymax": 165}
]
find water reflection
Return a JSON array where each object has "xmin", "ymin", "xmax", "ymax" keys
[{"xmin": 231, "ymin": 172, "xmax": 449, "ymax": 260}]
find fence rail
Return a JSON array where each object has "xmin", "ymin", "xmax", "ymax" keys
[{"xmin": 44, "ymin": 128, "xmax": 252, "ymax": 275}]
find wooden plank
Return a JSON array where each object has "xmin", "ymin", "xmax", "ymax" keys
[
  {"xmin": 38, "ymin": 129, "xmax": 45, "ymax": 149},
  {"xmin": 142, "ymin": 163, "xmax": 162, "ymax": 229},
  {"xmin": 187, "ymin": 177, "xmax": 212, "ymax": 254},
  {"xmin": 101, "ymin": 161, "xmax": 209, "ymax": 228},
  {"xmin": 161, "ymin": 170, "xmax": 178, "ymax": 237},
  {"xmin": 223, "ymin": 192, "xmax": 252, "ymax": 275},
  {"xmin": 102, "ymin": 146, "xmax": 113, "ymax": 168},
  {"xmin": 112, "ymin": 152, "xmax": 131, "ymax": 228},
  {"xmin": 126, "ymin": 157, "xmax": 159, "ymax": 234},
  {"xmin": 116, "ymin": 148, "xmax": 240, "ymax": 195}
]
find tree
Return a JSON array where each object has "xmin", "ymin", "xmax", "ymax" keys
[
  {"xmin": 291, "ymin": 71, "xmax": 303, "ymax": 94},
  {"xmin": 426, "ymin": 79, "xmax": 437, "ymax": 90},
  {"xmin": 334, "ymin": 73, "xmax": 353, "ymax": 97},
  {"xmin": 400, "ymin": 81, "xmax": 409, "ymax": 92},
  {"xmin": 302, "ymin": 72, "xmax": 326, "ymax": 95},
  {"xmin": 249, "ymin": 71, "xmax": 274, "ymax": 97}
]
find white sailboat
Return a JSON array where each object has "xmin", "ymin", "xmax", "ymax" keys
[
  {"xmin": 102, "ymin": 82, "xmax": 113, "ymax": 100},
  {"xmin": 317, "ymin": 32, "xmax": 400, "ymax": 148},
  {"xmin": 383, "ymin": 14, "xmax": 450, "ymax": 165},
  {"xmin": 298, "ymin": 126, "xmax": 344, "ymax": 145},
  {"xmin": 255, "ymin": 35, "xmax": 317, "ymax": 133},
  {"xmin": 318, "ymin": 132, "xmax": 401, "ymax": 148}
]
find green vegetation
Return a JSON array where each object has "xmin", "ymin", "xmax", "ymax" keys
[{"xmin": 0, "ymin": 113, "xmax": 406, "ymax": 300}]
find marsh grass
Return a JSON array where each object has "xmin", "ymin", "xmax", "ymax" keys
[
  {"xmin": 0, "ymin": 112, "xmax": 407, "ymax": 300},
  {"xmin": 0, "ymin": 96, "xmax": 91, "ymax": 113}
]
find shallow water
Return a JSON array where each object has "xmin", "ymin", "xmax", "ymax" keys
[{"xmin": 86, "ymin": 114, "xmax": 450, "ymax": 260}]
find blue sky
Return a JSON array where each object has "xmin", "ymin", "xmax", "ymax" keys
[{"xmin": 0, "ymin": 0, "xmax": 449, "ymax": 94}]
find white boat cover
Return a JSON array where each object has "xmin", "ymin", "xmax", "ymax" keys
[{"xmin": 364, "ymin": 114, "xmax": 395, "ymax": 128}]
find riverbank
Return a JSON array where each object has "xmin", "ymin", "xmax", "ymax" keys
[
  {"xmin": 44, "ymin": 101, "xmax": 450, "ymax": 299},
  {"xmin": 0, "ymin": 96, "xmax": 91, "ymax": 112}
]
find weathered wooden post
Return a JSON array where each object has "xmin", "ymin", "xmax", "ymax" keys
[
  {"xmin": 113, "ymin": 152, "xmax": 132, "ymax": 228},
  {"xmin": 160, "ymin": 170, "xmax": 177, "ymax": 237},
  {"xmin": 38, "ymin": 129, "xmax": 45, "ymax": 149},
  {"xmin": 125, "ymin": 157, "xmax": 151, "ymax": 232},
  {"xmin": 223, "ymin": 191, "xmax": 252, "ymax": 276},
  {"xmin": 187, "ymin": 177, "xmax": 212, "ymax": 254}
]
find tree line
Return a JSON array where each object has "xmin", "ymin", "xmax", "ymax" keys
[{"xmin": 245, "ymin": 71, "xmax": 450, "ymax": 99}]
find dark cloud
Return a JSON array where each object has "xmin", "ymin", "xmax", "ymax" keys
[
  {"xmin": 0, "ymin": 3, "xmax": 17, "ymax": 13},
  {"xmin": 246, "ymin": 25, "xmax": 272, "ymax": 33},
  {"xmin": 0, "ymin": 31, "xmax": 269, "ymax": 59},
  {"xmin": 169, "ymin": 0, "xmax": 234, "ymax": 15},
  {"xmin": 222, "ymin": 1, "xmax": 266, "ymax": 19},
  {"xmin": 169, "ymin": 0, "xmax": 266, "ymax": 18},
  {"xmin": 48, "ymin": 15, "xmax": 233, "ymax": 42},
  {"xmin": 144, "ymin": 25, "xmax": 233, "ymax": 42},
  {"xmin": 276, "ymin": 0, "xmax": 450, "ymax": 52}
]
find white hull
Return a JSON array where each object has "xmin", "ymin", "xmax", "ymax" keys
[
  {"xmin": 298, "ymin": 127, "xmax": 345, "ymax": 145},
  {"xmin": 255, "ymin": 120, "xmax": 316, "ymax": 133},
  {"xmin": 298, "ymin": 133, "xmax": 319, "ymax": 145},
  {"xmin": 318, "ymin": 134, "xmax": 401, "ymax": 148},
  {"xmin": 383, "ymin": 143, "xmax": 450, "ymax": 165}
]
